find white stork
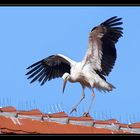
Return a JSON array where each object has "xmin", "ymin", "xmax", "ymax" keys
[{"xmin": 26, "ymin": 16, "xmax": 123, "ymax": 116}]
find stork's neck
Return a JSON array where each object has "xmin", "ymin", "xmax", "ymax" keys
[{"xmin": 68, "ymin": 75, "xmax": 76, "ymax": 83}]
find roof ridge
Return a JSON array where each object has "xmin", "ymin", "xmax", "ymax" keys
[{"xmin": 0, "ymin": 106, "xmax": 140, "ymax": 134}]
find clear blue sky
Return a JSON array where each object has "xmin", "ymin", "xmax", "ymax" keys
[{"xmin": 0, "ymin": 6, "xmax": 140, "ymax": 123}]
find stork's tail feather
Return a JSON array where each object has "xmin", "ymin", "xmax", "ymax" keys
[
  {"xmin": 95, "ymin": 81, "xmax": 116, "ymax": 93},
  {"xmin": 106, "ymin": 82, "xmax": 116, "ymax": 92}
]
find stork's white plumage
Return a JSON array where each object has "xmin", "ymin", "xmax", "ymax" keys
[{"xmin": 26, "ymin": 16, "xmax": 123, "ymax": 116}]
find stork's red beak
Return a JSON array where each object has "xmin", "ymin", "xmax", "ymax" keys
[{"xmin": 62, "ymin": 78, "xmax": 67, "ymax": 94}]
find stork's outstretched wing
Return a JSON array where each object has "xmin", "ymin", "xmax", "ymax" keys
[
  {"xmin": 26, "ymin": 54, "xmax": 75, "ymax": 86},
  {"xmin": 83, "ymin": 16, "xmax": 123, "ymax": 76}
]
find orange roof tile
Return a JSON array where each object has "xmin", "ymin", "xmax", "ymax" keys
[
  {"xmin": 0, "ymin": 116, "xmax": 21, "ymax": 131},
  {"xmin": 116, "ymin": 123, "xmax": 129, "ymax": 128},
  {"xmin": 69, "ymin": 115, "xmax": 94, "ymax": 121},
  {"xmin": 0, "ymin": 106, "xmax": 140, "ymax": 134},
  {"xmin": 0, "ymin": 106, "xmax": 16, "ymax": 112},
  {"xmin": 18, "ymin": 118, "xmax": 50, "ymax": 134},
  {"xmin": 17, "ymin": 109, "xmax": 43, "ymax": 116},
  {"xmin": 94, "ymin": 119, "xmax": 118, "ymax": 125},
  {"xmin": 63, "ymin": 123, "xmax": 111, "ymax": 134},
  {"xmin": 46, "ymin": 111, "xmax": 68, "ymax": 118},
  {"xmin": 129, "ymin": 122, "xmax": 140, "ymax": 128}
]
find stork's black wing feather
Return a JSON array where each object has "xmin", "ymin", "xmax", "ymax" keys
[
  {"xmin": 26, "ymin": 55, "xmax": 71, "ymax": 86},
  {"xmin": 99, "ymin": 16, "xmax": 123, "ymax": 76},
  {"xmin": 87, "ymin": 16, "xmax": 123, "ymax": 79},
  {"xmin": 90, "ymin": 16, "xmax": 123, "ymax": 77}
]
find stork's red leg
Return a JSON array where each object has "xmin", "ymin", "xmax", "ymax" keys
[
  {"xmin": 70, "ymin": 85, "xmax": 85, "ymax": 114},
  {"xmin": 83, "ymin": 89, "xmax": 95, "ymax": 117}
]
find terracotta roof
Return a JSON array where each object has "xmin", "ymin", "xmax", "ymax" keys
[
  {"xmin": 129, "ymin": 122, "xmax": 140, "ymax": 128},
  {"xmin": 0, "ymin": 106, "xmax": 140, "ymax": 134},
  {"xmin": 116, "ymin": 123, "xmax": 129, "ymax": 128},
  {"xmin": 0, "ymin": 106, "xmax": 16, "ymax": 112},
  {"xmin": 45, "ymin": 111, "xmax": 68, "ymax": 118},
  {"xmin": 69, "ymin": 115, "xmax": 94, "ymax": 121},
  {"xmin": 17, "ymin": 109, "xmax": 43, "ymax": 116},
  {"xmin": 94, "ymin": 119, "xmax": 118, "ymax": 125}
]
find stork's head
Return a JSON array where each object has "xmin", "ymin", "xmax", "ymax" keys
[{"xmin": 62, "ymin": 73, "xmax": 70, "ymax": 94}]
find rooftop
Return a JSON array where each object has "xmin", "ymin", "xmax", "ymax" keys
[{"xmin": 0, "ymin": 106, "xmax": 140, "ymax": 134}]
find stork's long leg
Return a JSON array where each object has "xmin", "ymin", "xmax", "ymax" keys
[
  {"xmin": 70, "ymin": 85, "xmax": 85, "ymax": 114},
  {"xmin": 83, "ymin": 88, "xmax": 95, "ymax": 117}
]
